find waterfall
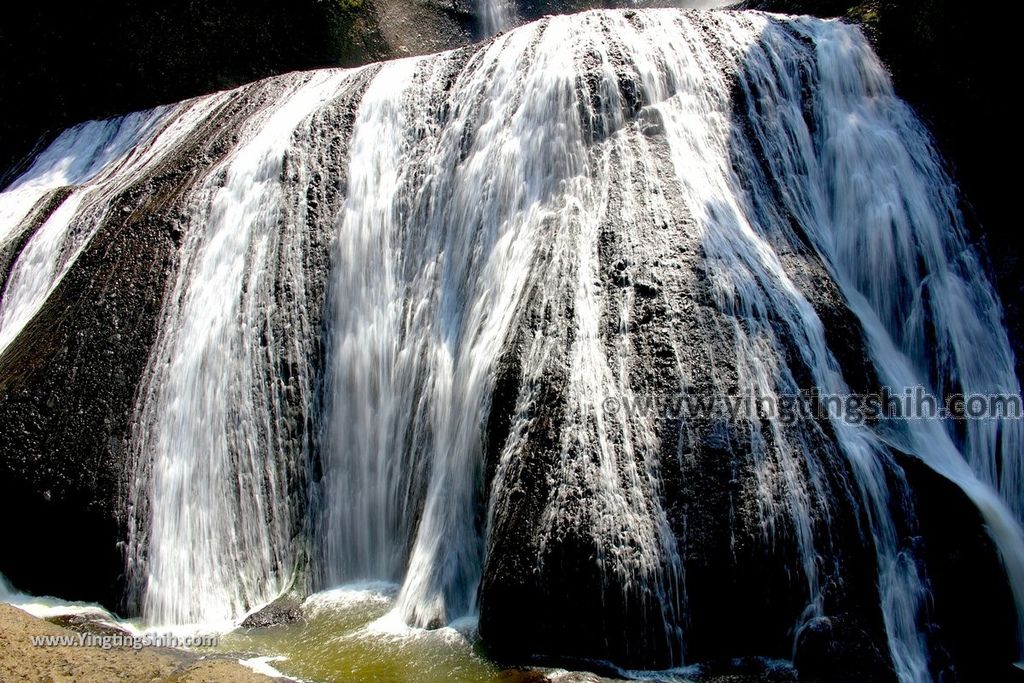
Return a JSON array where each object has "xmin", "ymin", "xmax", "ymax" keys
[
  {"xmin": 731, "ymin": 16, "xmax": 1024, "ymax": 668},
  {"xmin": 478, "ymin": 0, "xmax": 515, "ymax": 35},
  {"xmin": 0, "ymin": 106, "xmax": 196, "ymax": 354},
  {"xmin": 126, "ymin": 71, "xmax": 354, "ymax": 626},
  {"xmin": 0, "ymin": 7, "xmax": 1020, "ymax": 680}
]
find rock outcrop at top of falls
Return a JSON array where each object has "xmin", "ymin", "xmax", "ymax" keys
[
  {"xmin": 1, "ymin": 8, "xmax": 1022, "ymax": 683},
  {"xmin": 0, "ymin": 0, "xmax": 478, "ymax": 182}
]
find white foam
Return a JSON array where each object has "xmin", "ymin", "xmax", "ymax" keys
[
  {"xmin": 301, "ymin": 582, "xmax": 398, "ymax": 617},
  {"xmin": 239, "ymin": 655, "xmax": 292, "ymax": 679}
]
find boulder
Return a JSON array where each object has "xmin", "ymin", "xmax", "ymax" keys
[
  {"xmin": 794, "ymin": 615, "xmax": 896, "ymax": 683},
  {"xmin": 241, "ymin": 596, "xmax": 305, "ymax": 629}
]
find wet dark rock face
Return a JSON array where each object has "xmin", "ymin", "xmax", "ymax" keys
[
  {"xmin": 897, "ymin": 454, "xmax": 1020, "ymax": 683},
  {"xmin": 480, "ymin": 37, "xmax": 895, "ymax": 673},
  {"xmin": 793, "ymin": 615, "xmax": 895, "ymax": 683},
  {"xmin": 476, "ymin": 10, "xmax": 1020, "ymax": 677}
]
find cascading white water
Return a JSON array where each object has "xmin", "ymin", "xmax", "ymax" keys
[
  {"xmin": 321, "ymin": 12, "xmax": 1023, "ymax": 678},
  {"xmin": 1, "ymin": 8, "xmax": 1021, "ymax": 681},
  {"xmin": 733, "ymin": 17, "xmax": 1024, "ymax": 663},
  {"xmin": 318, "ymin": 24, "xmax": 604, "ymax": 626},
  {"xmin": 0, "ymin": 103, "xmax": 218, "ymax": 355},
  {"xmin": 127, "ymin": 71, "xmax": 353, "ymax": 627},
  {"xmin": 0, "ymin": 111, "xmax": 169, "ymax": 247},
  {"xmin": 478, "ymin": 0, "xmax": 515, "ymax": 35},
  {"xmin": 636, "ymin": 15, "xmax": 936, "ymax": 677}
]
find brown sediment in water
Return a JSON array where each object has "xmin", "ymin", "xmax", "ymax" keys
[{"xmin": 0, "ymin": 603, "xmax": 281, "ymax": 683}]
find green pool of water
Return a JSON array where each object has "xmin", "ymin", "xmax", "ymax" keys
[
  {"xmin": 201, "ymin": 585, "xmax": 794, "ymax": 683},
  {"xmin": 209, "ymin": 586, "xmax": 517, "ymax": 683}
]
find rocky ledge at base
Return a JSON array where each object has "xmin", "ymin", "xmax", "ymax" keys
[{"xmin": 0, "ymin": 603, "xmax": 284, "ymax": 683}]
